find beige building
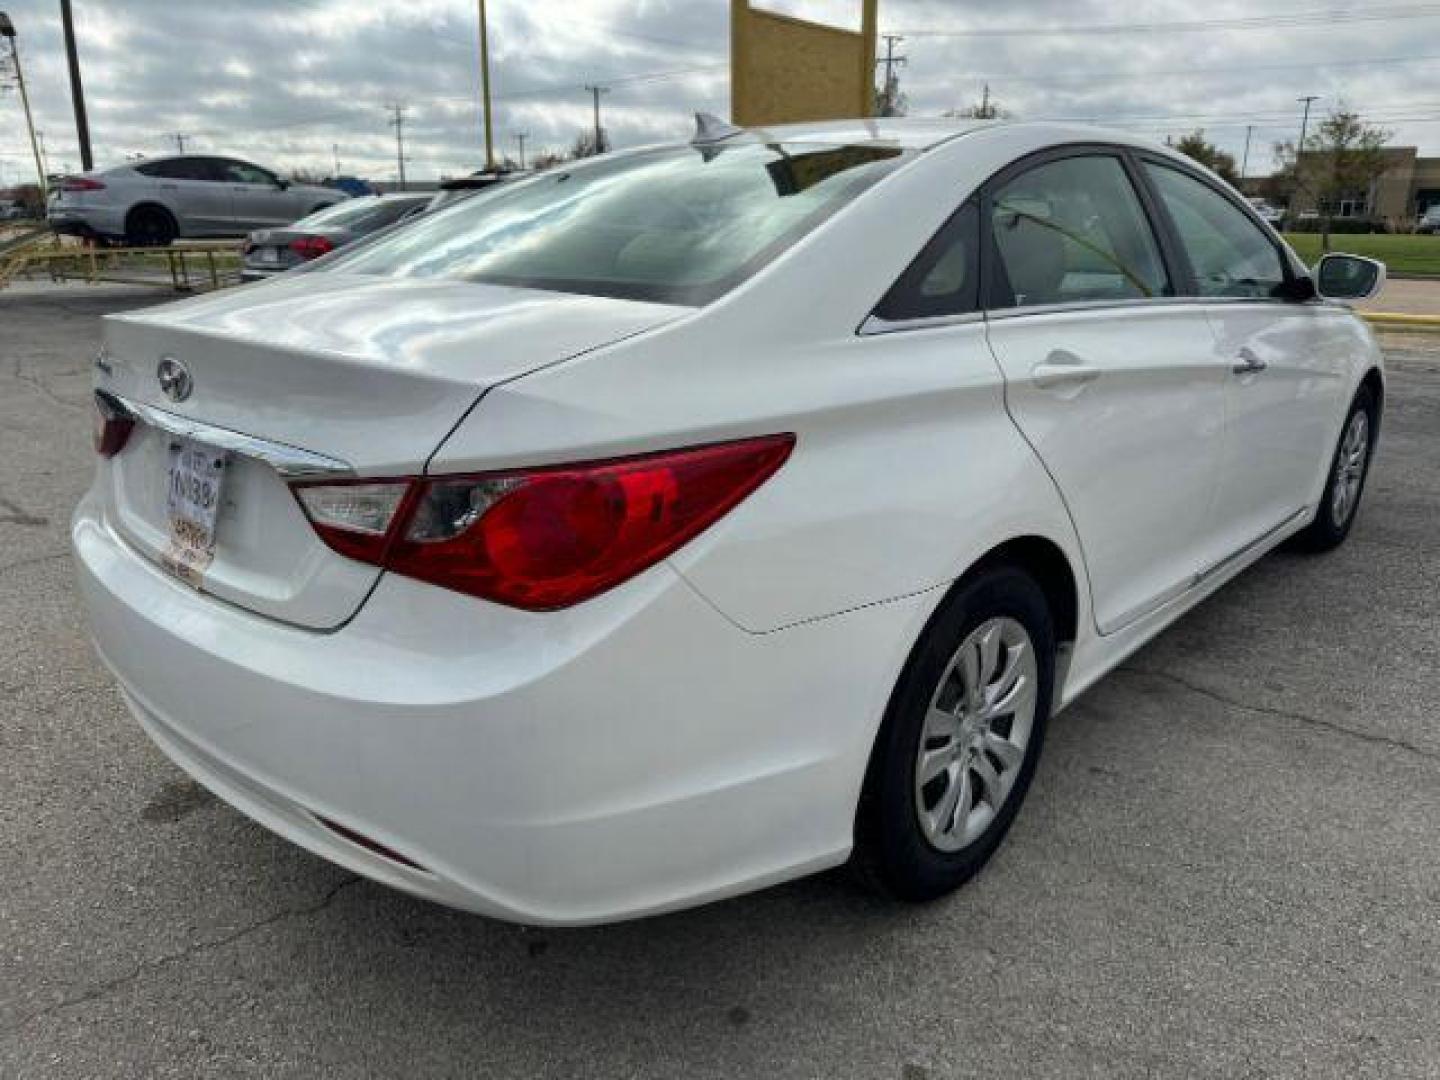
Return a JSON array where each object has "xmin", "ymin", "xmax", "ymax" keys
[{"xmin": 1244, "ymin": 146, "xmax": 1440, "ymax": 227}]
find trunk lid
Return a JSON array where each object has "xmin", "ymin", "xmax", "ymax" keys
[{"xmin": 96, "ymin": 272, "xmax": 681, "ymax": 628}]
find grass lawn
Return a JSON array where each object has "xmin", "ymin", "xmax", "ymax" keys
[{"xmin": 1283, "ymin": 232, "xmax": 1440, "ymax": 276}]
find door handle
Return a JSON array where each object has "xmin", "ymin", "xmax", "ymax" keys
[
  {"xmin": 1232, "ymin": 349, "xmax": 1268, "ymax": 375},
  {"xmin": 1031, "ymin": 351, "xmax": 1102, "ymax": 391}
]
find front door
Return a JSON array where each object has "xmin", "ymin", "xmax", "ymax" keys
[
  {"xmin": 221, "ymin": 160, "xmax": 294, "ymax": 230},
  {"xmin": 1140, "ymin": 160, "xmax": 1349, "ymax": 561},
  {"xmin": 981, "ymin": 152, "xmax": 1228, "ymax": 634}
]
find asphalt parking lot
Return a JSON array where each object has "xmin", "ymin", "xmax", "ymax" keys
[{"xmin": 3, "ymin": 286, "xmax": 1439, "ymax": 1078}]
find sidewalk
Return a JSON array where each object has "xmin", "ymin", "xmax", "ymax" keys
[{"xmin": 1359, "ymin": 277, "xmax": 1440, "ymax": 317}]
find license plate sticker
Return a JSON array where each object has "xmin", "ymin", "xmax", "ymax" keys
[{"xmin": 163, "ymin": 438, "xmax": 229, "ymax": 587}]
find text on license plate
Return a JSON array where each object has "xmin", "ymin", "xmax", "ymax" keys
[{"xmin": 163, "ymin": 438, "xmax": 229, "ymax": 587}]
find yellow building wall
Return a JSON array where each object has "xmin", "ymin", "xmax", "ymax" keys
[{"xmin": 731, "ymin": 0, "xmax": 877, "ymax": 127}]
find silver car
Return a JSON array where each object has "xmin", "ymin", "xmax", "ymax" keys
[
  {"xmin": 47, "ymin": 155, "xmax": 346, "ymax": 246},
  {"xmin": 240, "ymin": 194, "xmax": 430, "ymax": 281}
]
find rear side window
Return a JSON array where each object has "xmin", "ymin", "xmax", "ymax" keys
[
  {"xmin": 326, "ymin": 142, "xmax": 908, "ymax": 306},
  {"xmin": 872, "ymin": 202, "xmax": 979, "ymax": 322},
  {"xmin": 989, "ymin": 155, "xmax": 1169, "ymax": 309},
  {"xmin": 136, "ymin": 158, "xmax": 220, "ymax": 182},
  {"xmin": 1144, "ymin": 163, "xmax": 1287, "ymax": 299}
]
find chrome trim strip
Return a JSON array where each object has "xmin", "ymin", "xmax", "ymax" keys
[
  {"xmin": 860, "ymin": 295, "xmax": 1312, "ymax": 337},
  {"xmin": 99, "ymin": 391, "xmax": 355, "ymax": 479},
  {"xmin": 858, "ymin": 310, "xmax": 985, "ymax": 336},
  {"xmin": 1193, "ymin": 508, "xmax": 1309, "ymax": 586},
  {"xmin": 1098, "ymin": 508, "xmax": 1310, "ymax": 635}
]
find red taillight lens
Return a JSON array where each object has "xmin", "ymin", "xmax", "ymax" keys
[
  {"xmin": 289, "ymin": 235, "xmax": 334, "ymax": 260},
  {"xmin": 62, "ymin": 176, "xmax": 105, "ymax": 192},
  {"xmin": 93, "ymin": 394, "xmax": 134, "ymax": 458},
  {"xmin": 291, "ymin": 435, "xmax": 794, "ymax": 610}
]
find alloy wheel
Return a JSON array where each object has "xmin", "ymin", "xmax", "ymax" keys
[
  {"xmin": 914, "ymin": 616, "xmax": 1038, "ymax": 852},
  {"xmin": 1330, "ymin": 410, "xmax": 1370, "ymax": 527}
]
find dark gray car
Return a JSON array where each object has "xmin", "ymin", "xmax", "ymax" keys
[{"xmin": 240, "ymin": 194, "xmax": 430, "ymax": 281}]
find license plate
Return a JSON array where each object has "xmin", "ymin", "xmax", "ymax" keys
[
  {"xmin": 259, "ymin": 247, "xmax": 280, "ymax": 265},
  {"xmin": 162, "ymin": 438, "xmax": 229, "ymax": 587}
]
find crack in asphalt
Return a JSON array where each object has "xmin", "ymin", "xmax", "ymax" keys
[
  {"xmin": 4, "ymin": 358, "xmax": 89, "ymax": 415},
  {"xmin": 1119, "ymin": 665, "xmax": 1440, "ymax": 763},
  {"xmin": 7, "ymin": 876, "xmax": 362, "ymax": 1032},
  {"xmin": 0, "ymin": 550, "xmax": 71, "ymax": 577}
]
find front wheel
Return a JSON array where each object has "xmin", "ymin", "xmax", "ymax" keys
[
  {"xmin": 1293, "ymin": 385, "xmax": 1377, "ymax": 552},
  {"xmin": 854, "ymin": 564, "xmax": 1056, "ymax": 901}
]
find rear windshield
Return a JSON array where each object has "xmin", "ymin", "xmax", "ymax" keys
[
  {"xmin": 325, "ymin": 142, "xmax": 908, "ymax": 305},
  {"xmin": 296, "ymin": 197, "xmax": 424, "ymax": 232}
]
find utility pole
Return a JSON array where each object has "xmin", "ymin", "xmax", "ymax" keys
[
  {"xmin": 514, "ymin": 130, "xmax": 528, "ymax": 170},
  {"xmin": 584, "ymin": 85, "xmax": 609, "ymax": 155},
  {"xmin": 332, "ymin": 143, "xmax": 341, "ymax": 176},
  {"xmin": 477, "ymin": 0, "xmax": 495, "ymax": 170},
  {"xmin": 0, "ymin": 11, "xmax": 48, "ymax": 198},
  {"xmin": 170, "ymin": 132, "xmax": 188, "ymax": 153},
  {"xmin": 386, "ymin": 102, "xmax": 408, "ymax": 188},
  {"xmin": 1241, "ymin": 124, "xmax": 1253, "ymax": 179},
  {"xmin": 59, "ymin": 0, "xmax": 92, "ymax": 171},
  {"xmin": 875, "ymin": 34, "xmax": 906, "ymax": 116},
  {"xmin": 1297, "ymin": 95, "xmax": 1319, "ymax": 153}
]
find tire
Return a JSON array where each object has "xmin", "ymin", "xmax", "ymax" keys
[
  {"xmin": 1292, "ymin": 385, "xmax": 1378, "ymax": 552},
  {"xmin": 124, "ymin": 205, "xmax": 178, "ymax": 247},
  {"xmin": 854, "ymin": 563, "xmax": 1056, "ymax": 902}
]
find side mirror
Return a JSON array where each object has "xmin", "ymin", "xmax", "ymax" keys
[{"xmin": 1314, "ymin": 253, "xmax": 1386, "ymax": 303}]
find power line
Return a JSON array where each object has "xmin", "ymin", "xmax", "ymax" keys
[{"xmin": 892, "ymin": 3, "xmax": 1440, "ymax": 38}]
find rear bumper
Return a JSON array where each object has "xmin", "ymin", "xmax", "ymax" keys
[
  {"xmin": 48, "ymin": 207, "xmax": 126, "ymax": 240},
  {"xmin": 73, "ymin": 488, "xmax": 923, "ymax": 924}
]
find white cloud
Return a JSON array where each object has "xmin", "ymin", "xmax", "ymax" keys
[{"xmin": 1, "ymin": 0, "xmax": 1437, "ymax": 186}]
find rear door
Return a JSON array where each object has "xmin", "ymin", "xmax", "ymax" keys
[
  {"xmin": 135, "ymin": 158, "xmax": 232, "ymax": 234},
  {"xmin": 982, "ymin": 149, "xmax": 1229, "ymax": 634},
  {"xmin": 1138, "ymin": 159, "xmax": 1346, "ymax": 560}
]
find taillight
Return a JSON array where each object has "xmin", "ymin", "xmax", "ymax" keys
[
  {"xmin": 291, "ymin": 435, "xmax": 794, "ymax": 610},
  {"xmin": 293, "ymin": 481, "xmax": 413, "ymax": 563},
  {"xmin": 289, "ymin": 235, "xmax": 334, "ymax": 260},
  {"xmin": 62, "ymin": 176, "xmax": 105, "ymax": 192},
  {"xmin": 93, "ymin": 393, "xmax": 134, "ymax": 458}
]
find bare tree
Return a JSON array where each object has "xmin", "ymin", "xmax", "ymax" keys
[
  {"xmin": 945, "ymin": 86, "xmax": 1008, "ymax": 121},
  {"xmin": 1273, "ymin": 107, "xmax": 1391, "ymax": 250}
]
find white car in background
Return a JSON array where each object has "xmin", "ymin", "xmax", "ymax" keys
[
  {"xmin": 75, "ymin": 118, "xmax": 1385, "ymax": 925},
  {"xmin": 48, "ymin": 155, "xmax": 346, "ymax": 246}
]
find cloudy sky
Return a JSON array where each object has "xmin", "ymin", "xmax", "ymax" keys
[{"xmin": 2, "ymin": 0, "xmax": 1439, "ymax": 187}]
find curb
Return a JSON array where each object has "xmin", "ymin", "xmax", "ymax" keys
[{"xmin": 1362, "ymin": 312, "xmax": 1440, "ymax": 330}]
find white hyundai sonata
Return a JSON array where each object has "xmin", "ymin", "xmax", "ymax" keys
[{"xmin": 74, "ymin": 118, "xmax": 1385, "ymax": 925}]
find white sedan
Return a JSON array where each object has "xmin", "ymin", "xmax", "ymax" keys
[{"xmin": 74, "ymin": 118, "xmax": 1385, "ymax": 924}]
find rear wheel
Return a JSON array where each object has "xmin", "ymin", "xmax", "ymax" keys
[
  {"xmin": 855, "ymin": 564, "xmax": 1055, "ymax": 901},
  {"xmin": 124, "ymin": 205, "xmax": 177, "ymax": 247},
  {"xmin": 1293, "ymin": 385, "xmax": 1377, "ymax": 552}
]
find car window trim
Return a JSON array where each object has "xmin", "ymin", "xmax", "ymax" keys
[{"xmin": 1130, "ymin": 151, "xmax": 1305, "ymax": 303}]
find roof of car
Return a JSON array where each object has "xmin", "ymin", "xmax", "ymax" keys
[
  {"xmin": 747, "ymin": 117, "xmax": 992, "ymax": 150},
  {"xmin": 708, "ymin": 117, "xmax": 1178, "ymax": 158}
]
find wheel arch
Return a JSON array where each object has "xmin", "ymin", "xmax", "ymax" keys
[
  {"xmin": 1359, "ymin": 366, "xmax": 1385, "ymax": 428},
  {"xmin": 124, "ymin": 200, "xmax": 180, "ymax": 237},
  {"xmin": 968, "ymin": 534, "xmax": 1081, "ymax": 648}
]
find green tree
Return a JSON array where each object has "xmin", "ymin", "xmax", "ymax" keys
[
  {"xmin": 1273, "ymin": 107, "xmax": 1391, "ymax": 250},
  {"xmin": 1173, "ymin": 130, "xmax": 1239, "ymax": 185}
]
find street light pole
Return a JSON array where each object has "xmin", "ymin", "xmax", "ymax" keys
[
  {"xmin": 0, "ymin": 12, "xmax": 48, "ymax": 199},
  {"xmin": 584, "ymin": 84, "xmax": 609, "ymax": 155},
  {"xmin": 477, "ymin": 0, "xmax": 495, "ymax": 171},
  {"xmin": 59, "ymin": 0, "xmax": 93, "ymax": 171}
]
